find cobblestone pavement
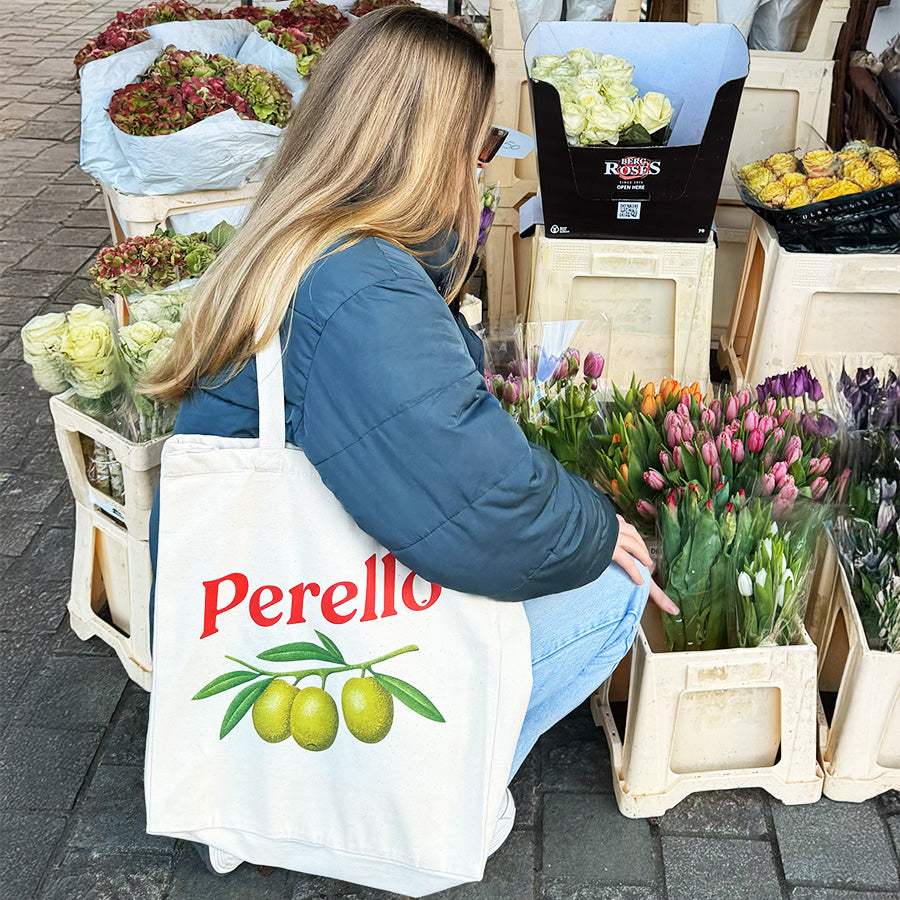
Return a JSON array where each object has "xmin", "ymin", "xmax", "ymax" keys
[{"xmin": 2, "ymin": 2, "xmax": 900, "ymax": 898}]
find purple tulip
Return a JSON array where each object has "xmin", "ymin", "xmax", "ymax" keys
[
  {"xmin": 810, "ymin": 476, "xmax": 828, "ymax": 500},
  {"xmin": 583, "ymin": 351, "xmax": 604, "ymax": 380},
  {"xmin": 552, "ymin": 356, "xmax": 569, "ymax": 383},
  {"xmin": 807, "ymin": 375, "xmax": 823, "ymax": 402},
  {"xmin": 502, "ymin": 377, "xmax": 520, "ymax": 405},
  {"xmin": 747, "ymin": 429, "xmax": 766, "ymax": 453},
  {"xmin": 731, "ymin": 438, "xmax": 745, "ymax": 463},
  {"xmin": 565, "ymin": 348, "xmax": 580, "ymax": 377},
  {"xmin": 636, "ymin": 499, "xmax": 658, "ymax": 519}
]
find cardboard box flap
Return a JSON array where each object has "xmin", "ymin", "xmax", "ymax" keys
[{"xmin": 524, "ymin": 22, "xmax": 749, "ymax": 148}]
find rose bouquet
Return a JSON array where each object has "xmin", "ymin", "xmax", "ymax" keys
[
  {"xmin": 108, "ymin": 45, "xmax": 293, "ymax": 136},
  {"xmin": 89, "ymin": 222, "xmax": 234, "ymax": 298},
  {"xmin": 529, "ymin": 48, "xmax": 674, "ymax": 147}
]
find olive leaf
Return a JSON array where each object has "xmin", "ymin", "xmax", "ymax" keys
[
  {"xmin": 257, "ymin": 640, "xmax": 342, "ymax": 664},
  {"xmin": 316, "ymin": 631, "xmax": 346, "ymax": 664},
  {"xmin": 372, "ymin": 672, "xmax": 445, "ymax": 723},
  {"xmin": 220, "ymin": 677, "xmax": 274, "ymax": 739},
  {"xmin": 192, "ymin": 669, "xmax": 262, "ymax": 700}
]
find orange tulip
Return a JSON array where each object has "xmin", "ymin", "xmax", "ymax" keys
[
  {"xmin": 640, "ymin": 393, "xmax": 658, "ymax": 417},
  {"xmin": 659, "ymin": 378, "xmax": 678, "ymax": 402},
  {"xmin": 618, "ymin": 463, "xmax": 629, "ymax": 481},
  {"xmin": 609, "ymin": 479, "xmax": 620, "ymax": 497},
  {"xmin": 611, "ymin": 433, "xmax": 622, "ymax": 444},
  {"xmin": 640, "ymin": 381, "xmax": 656, "ymax": 399}
]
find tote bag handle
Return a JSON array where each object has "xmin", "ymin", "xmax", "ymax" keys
[{"xmin": 256, "ymin": 334, "xmax": 286, "ymax": 450}]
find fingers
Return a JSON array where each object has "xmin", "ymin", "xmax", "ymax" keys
[
  {"xmin": 612, "ymin": 546, "xmax": 645, "ymax": 586},
  {"xmin": 648, "ymin": 580, "xmax": 679, "ymax": 615},
  {"xmin": 615, "ymin": 515, "xmax": 652, "ymax": 567}
]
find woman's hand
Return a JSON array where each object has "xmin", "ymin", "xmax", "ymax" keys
[{"xmin": 612, "ymin": 515, "xmax": 680, "ymax": 616}]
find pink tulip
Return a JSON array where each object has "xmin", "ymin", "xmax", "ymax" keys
[
  {"xmin": 773, "ymin": 474, "xmax": 799, "ymax": 517},
  {"xmin": 716, "ymin": 432, "xmax": 733, "ymax": 455},
  {"xmin": 762, "ymin": 472, "xmax": 777, "ymax": 496},
  {"xmin": 810, "ymin": 476, "xmax": 828, "ymax": 500},
  {"xmin": 731, "ymin": 439, "xmax": 745, "ymax": 463},
  {"xmin": 747, "ymin": 429, "xmax": 766, "ymax": 453},
  {"xmin": 770, "ymin": 426, "xmax": 785, "ymax": 445},
  {"xmin": 771, "ymin": 460, "xmax": 789, "ymax": 487},
  {"xmin": 681, "ymin": 421, "xmax": 695, "ymax": 442},
  {"xmin": 759, "ymin": 415, "xmax": 776, "ymax": 434},
  {"xmin": 724, "ymin": 395, "xmax": 739, "ymax": 423},
  {"xmin": 673, "ymin": 446, "xmax": 684, "ymax": 472},
  {"xmin": 701, "ymin": 408, "xmax": 716, "ymax": 428},
  {"xmin": 765, "ymin": 397, "xmax": 777, "ymax": 415},
  {"xmin": 636, "ymin": 499, "xmax": 657, "ymax": 519},
  {"xmin": 785, "ymin": 435, "xmax": 802, "ymax": 467},
  {"xmin": 809, "ymin": 454, "xmax": 831, "ymax": 475},
  {"xmin": 643, "ymin": 469, "xmax": 666, "ymax": 490},
  {"xmin": 659, "ymin": 450, "xmax": 672, "ymax": 472},
  {"xmin": 677, "ymin": 400, "xmax": 691, "ymax": 418},
  {"xmin": 778, "ymin": 409, "xmax": 796, "ymax": 426},
  {"xmin": 701, "ymin": 440, "xmax": 718, "ymax": 467},
  {"xmin": 502, "ymin": 378, "xmax": 520, "ymax": 405},
  {"xmin": 743, "ymin": 409, "xmax": 759, "ymax": 433},
  {"xmin": 583, "ymin": 351, "xmax": 604, "ymax": 379},
  {"xmin": 736, "ymin": 389, "xmax": 751, "ymax": 411},
  {"xmin": 667, "ymin": 425, "xmax": 682, "ymax": 449},
  {"xmin": 710, "ymin": 462, "xmax": 721, "ymax": 483},
  {"xmin": 664, "ymin": 410, "xmax": 679, "ymax": 432}
]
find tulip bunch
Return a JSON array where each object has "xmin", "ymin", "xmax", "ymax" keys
[
  {"xmin": 487, "ymin": 346, "xmax": 605, "ymax": 480},
  {"xmin": 478, "ymin": 183, "xmax": 499, "ymax": 249},
  {"xmin": 593, "ymin": 367, "xmax": 839, "ymax": 527},
  {"xmin": 108, "ymin": 45, "xmax": 292, "ymax": 136}
]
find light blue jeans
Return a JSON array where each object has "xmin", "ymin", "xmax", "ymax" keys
[{"xmin": 509, "ymin": 560, "xmax": 650, "ymax": 780}]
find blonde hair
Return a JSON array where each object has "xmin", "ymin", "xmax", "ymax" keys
[{"xmin": 145, "ymin": 6, "xmax": 494, "ymax": 402}]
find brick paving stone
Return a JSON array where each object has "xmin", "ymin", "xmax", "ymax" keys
[
  {"xmin": 0, "ymin": 568, "xmax": 69, "ymax": 633},
  {"xmin": 65, "ymin": 207, "xmax": 112, "ymax": 230},
  {"xmin": 542, "ymin": 792, "xmax": 658, "ymax": 885},
  {"xmin": 657, "ymin": 789, "xmax": 769, "ymax": 840},
  {"xmin": 662, "ymin": 837, "xmax": 782, "ymax": 900},
  {"xmin": 1, "ymin": 471, "xmax": 67, "ymax": 512},
  {"xmin": 0, "ymin": 630, "xmax": 51, "ymax": 703},
  {"xmin": 39, "ymin": 849, "xmax": 173, "ymax": 900},
  {"xmin": 17, "ymin": 656, "xmax": 126, "ymax": 729},
  {"xmin": 0, "ymin": 268, "xmax": 70, "ymax": 299},
  {"xmin": 542, "ymin": 882, "xmax": 661, "ymax": 900},
  {"xmin": 19, "ymin": 243, "xmax": 97, "ymax": 273},
  {"xmin": 97, "ymin": 684, "xmax": 149, "ymax": 767},
  {"xmin": 0, "ymin": 196, "xmax": 30, "ymax": 220},
  {"xmin": 0, "ymin": 507, "xmax": 43, "ymax": 555},
  {"xmin": 0, "ymin": 811, "xmax": 68, "ymax": 900},
  {"xmin": 10, "ymin": 199, "xmax": 77, "ymax": 224},
  {"xmin": 1, "ymin": 137, "xmax": 58, "ymax": 157},
  {"xmin": 542, "ymin": 735, "xmax": 612, "ymax": 794},
  {"xmin": 0, "ymin": 101, "xmax": 47, "ymax": 121},
  {"xmin": 0, "ymin": 294, "xmax": 55, "ymax": 326},
  {"xmin": 36, "ymin": 183, "xmax": 101, "ymax": 205},
  {"xmin": 15, "ymin": 121, "xmax": 81, "ymax": 141},
  {"xmin": 0, "ymin": 217, "xmax": 59, "ymax": 243},
  {"xmin": 65, "ymin": 764, "xmax": 175, "ymax": 854},
  {"xmin": 791, "ymin": 890, "xmax": 900, "ymax": 899},
  {"xmin": 772, "ymin": 798, "xmax": 900, "ymax": 890},
  {"xmin": 168, "ymin": 843, "xmax": 292, "ymax": 900},
  {"xmin": 49, "ymin": 226, "xmax": 111, "ymax": 247},
  {"xmin": 0, "ymin": 174, "xmax": 60, "ymax": 198},
  {"xmin": 0, "ymin": 239, "xmax": 33, "ymax": 267},
  {"xmin": 0, "ymin": 725, "xmax": 102, "ymax": 810}
]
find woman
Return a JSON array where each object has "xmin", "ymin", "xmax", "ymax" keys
[{"xmin": 146, "ymin": 4, "xmax": 675, "ymax": 876}]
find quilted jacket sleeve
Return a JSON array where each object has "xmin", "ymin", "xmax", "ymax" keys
[{"xmin": 295, "ymin": 261, "xmax": 619, "ymax": 602}]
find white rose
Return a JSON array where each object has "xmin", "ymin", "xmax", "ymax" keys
[
  {"xmin": 66, "ymin": 303, "xmax": 110, "ymax": 328},
  {"xmin": 561, "ymin": 102, "xmax": 588, "ymax": 138},
  {"xmin": 119, "ymin": 320, "xmax": 164, "ymax": 373},
  {"xmin": 607, "ymin": 97, "xmax": 636, "ymax": 131},
  {"xmin": 21, "ymin": 312, "xmax": 68, "ymax": 393},
  {"xmin": 566, "ymin": 47, "xmax": 598, "ymax": 71},
  {"xmin": 634, "ymin": 91, "xmax": 674, "ymax": 134},
  {"xmin": 144, "ymin": 336, "xmax": 176, "ymax": 373},
  {"xmin": 602, "ymin": 78, "xmax": 638, "ymax": 101},
  {"xmin": 585, "ymin": 103, "xmax": 623, "ymax": 144},
  {"xmin": 531, "ymin": 54, "xmax": 566, "ymax": 78},
  {"xmin": 598, "ymin": 54, "xmax": 634, "ymax": 83},
  {"xmin": 574, "ymin": 71, "xmax": 604, "ymax": 94},
  {"xmin": 576, "ymin": 89, "xmax": 604, "ymax": 111},
  {"xmin": 60, "ymin": 322, "xmax": 119, "ymax": 398}
]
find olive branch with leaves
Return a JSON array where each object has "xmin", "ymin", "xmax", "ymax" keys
[{"xmin": 192, "ymin": 630, "xmax": 445, "ymax": 739}]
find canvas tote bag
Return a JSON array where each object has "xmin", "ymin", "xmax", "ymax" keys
[{"xmin": 145, "ymin": 335, "xmax": 533, "ymax": 896}]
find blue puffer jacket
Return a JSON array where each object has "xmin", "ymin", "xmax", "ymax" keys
[{"xmin": 151, "ymin": 235, "xmax": 618, "ymax": 601}]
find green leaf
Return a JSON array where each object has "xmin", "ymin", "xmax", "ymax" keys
[
  {"xmin": 372, "ymin": 672, "xmax": 445, "ymax": 723},
  {"xmin": 208, "ymin": 221, "xmax": 236, "ymax": 249},
  {"xmin": 192, "ymin": 669, "xmax": 262, "ymax": 700},
  {"xmin": 220, "ymin": 677, "xmax": 273, "ymax": 739},
  {"xmin": 315, "ymin": 631, "xmax": 346, "ymax": 664},
  {"xmin": 257, "ymin": 642, "xmax": 342, "ymax": 663}
]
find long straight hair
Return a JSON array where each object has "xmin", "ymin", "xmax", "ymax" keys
[{"xmin": 144, "ymin": 6, "xmax": 494, "ymax": 402}]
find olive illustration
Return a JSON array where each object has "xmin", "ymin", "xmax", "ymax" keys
[
  {"xmin": 290, "ymin": 686, "xmax": 339, "ymax": 751},
  {"xmin": 251, "ymin": 678, "xmax": 298, "ymax": 743},
  {"xmin": 341, "ymin": 676, "xmax": 394, "ymax": 744}
]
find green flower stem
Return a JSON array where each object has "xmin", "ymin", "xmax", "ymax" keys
[{"xmin": 224, "ymin": 644, "xmax": 419, "ymax": 683}]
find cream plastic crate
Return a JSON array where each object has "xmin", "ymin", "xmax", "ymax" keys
[
  {"xmin": 482, "ymin": 204, "xmax": 536, "ymax": 333},
  {"xmin": 687, "ymin": 0, "xmax": 849, "ymax": 60},
  {"xmin": 812, "ymin": 537, "xmax": 900, "ymax": 802},
  {"xmin": 590, "ymin": 603, "xmax": 823, "ymax": 818},
  {"xmin": 69, "ymin": 502, "xmax": 152, "ymax": 691},
  {"xmin": 719, "ymin": 56, "xmax": 833, "ymax": 203},
  {"xmin": 488, "ymin": 0, "xmax": 638, "ymax": 53},
  {"xmin": 482, "ymin": 48, "xmax": 539, "ymax": 208},
  {"xmin": 100, "ymin": 181, "xmax": 259, "ymax": 241},
  {"xmin": 717, "ymin": 216, "xmax": 900, "ymax": 389},
  {"xmin": 712, "ymin": 203, "xmax": 752, "ymax": 341},
  {"xmin": 50, "ymin": 391, "xmax": 168, "ymax": 542},
  {"xmin": 527, "ymin": 226, "xmax": 715, "ymax": 387}
]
